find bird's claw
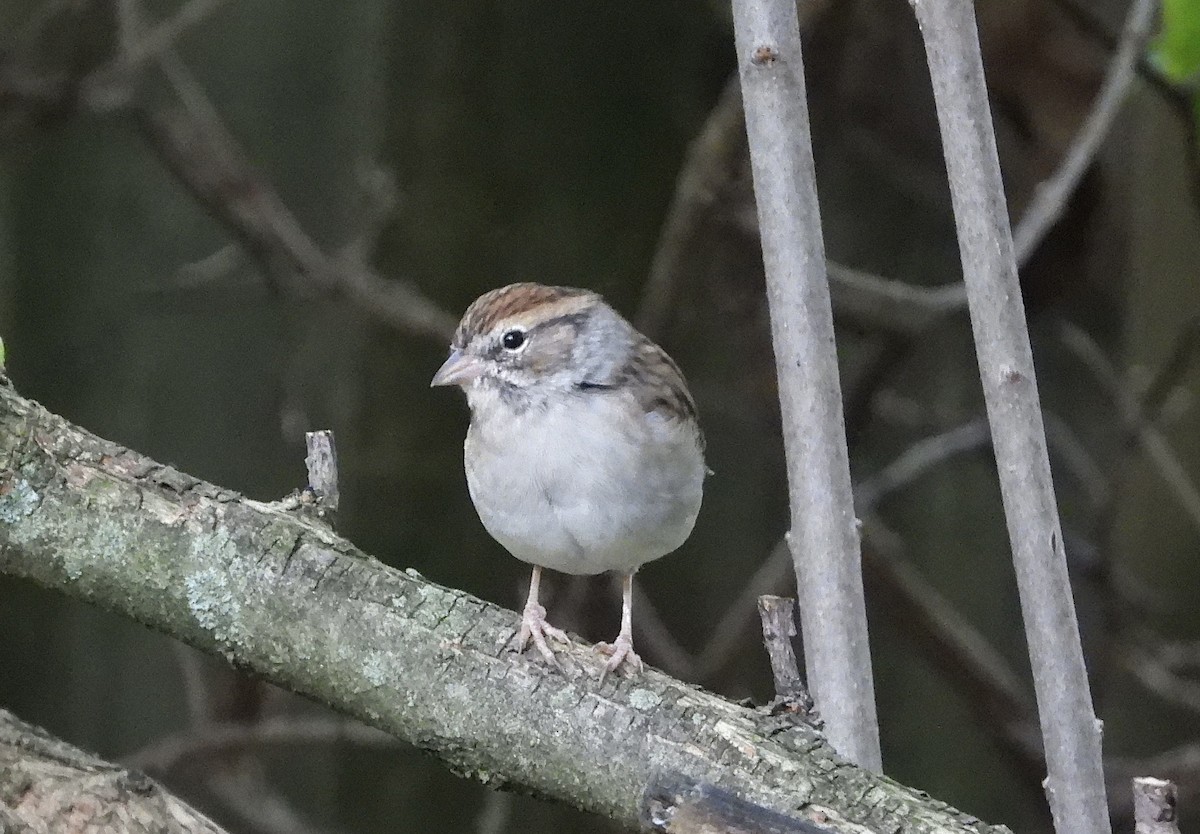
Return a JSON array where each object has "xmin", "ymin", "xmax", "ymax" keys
[
  {"xmin": 595, "ymin": 634, "xmax": 643, "ymax": 682},
  {"xmin": 509, "ymin": 602, "xmax": 571, "ymax": 670}
]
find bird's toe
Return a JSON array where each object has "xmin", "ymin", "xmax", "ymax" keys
[{"xmin": 595, "ymin": 636, "xmax": 643, "ymax": 682}]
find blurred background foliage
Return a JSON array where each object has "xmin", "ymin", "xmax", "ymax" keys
[{"xmin": 1, "ymin": 0, "xmax": 1199, "ymax": 832}]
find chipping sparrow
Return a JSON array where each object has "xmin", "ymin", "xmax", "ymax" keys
[{"xmin": 431, "ymin": 283, "xmax": 706, "ymax": 679}]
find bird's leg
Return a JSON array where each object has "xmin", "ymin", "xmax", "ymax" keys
[
  {"xmin": 596, "ymin": 572, "xmax": 644, "ymax": 681},
  {"xmin": 509, "ymin": 566, "xmax": 571, "ymax": 668}
]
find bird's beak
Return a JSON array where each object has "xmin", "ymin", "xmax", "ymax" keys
[{"xmin": 431, "ymin": 349, "xmax": 487, "ymax": 387}]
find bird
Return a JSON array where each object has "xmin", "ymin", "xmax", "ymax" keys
[{"xmin": 431, "ymin": 282, "xmax": 706, "ymax": 679}]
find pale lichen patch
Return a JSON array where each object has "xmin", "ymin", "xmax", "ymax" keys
[
  {"xmin": 443, "ymin": 681, "xmax": 471, "ymax": 704},
  {"xmin": 183, "ymin": 530, "xmax": 248, "ymax": 650},
  {"xmin": 362, "ymin": 651, "xmax": 391, "ymax": 688},
  {"xmin": 185, "ymin": 560, "xmax": 239, "ymax": 633},
  {"xmin": 628, "ymin": 688, "xmax": 663, "ymax": 711},
  {"xmin": 0, "ymin": 478, "xmax": 39, "ymax": 523},
  {"xmin": 64, "ymin": 518, "xmax": 132, "ymax": 581}
]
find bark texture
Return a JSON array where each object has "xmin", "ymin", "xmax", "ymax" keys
[
  {"xmin": 0, "ymin": 708, "xmax": 230, "ymax": 833},
  {"xmin": 0, "ymin": 379, "xmax": 1003, "ymax": 833}
]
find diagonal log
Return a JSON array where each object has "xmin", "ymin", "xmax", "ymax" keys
[{"xmin": 0, "ymin": 378, "xmax": 1003, "ymax": 833}]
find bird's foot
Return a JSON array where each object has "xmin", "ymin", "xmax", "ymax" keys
[
  {"xmin": 595, "ymin": 634, "xmax": 643, "ymax": 682},
  {"xmin": 509, "ymin": 602, "xmax": 571, "ymax": 670}
]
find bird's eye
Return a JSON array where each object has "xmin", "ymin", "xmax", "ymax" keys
[{"xmin": 501, "ymin": 329, "xmax": 526, "ymax": 351}]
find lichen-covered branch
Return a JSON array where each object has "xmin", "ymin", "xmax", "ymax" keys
[{"xmin": 0, "ymin": 379, "xmax": 1003, "ymax": 833}]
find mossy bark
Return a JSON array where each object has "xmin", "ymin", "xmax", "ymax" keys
[{"xmin": 0, "ymin": 379, "xmax": 1005, "ymax": 833}]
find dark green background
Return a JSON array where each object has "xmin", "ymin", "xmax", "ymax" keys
[{"xmin": 2, "ymin": 0, "xmax": 1197, "ymax": 832}]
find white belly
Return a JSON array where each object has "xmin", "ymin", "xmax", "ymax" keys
[{"xmin": 463, "ymin": 392, "xmax": 704, "ymax": 575}]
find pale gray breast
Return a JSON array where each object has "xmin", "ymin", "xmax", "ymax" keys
[{"xmin": 464, "ymin": 386, "xmax": 704, "ymax": 575}]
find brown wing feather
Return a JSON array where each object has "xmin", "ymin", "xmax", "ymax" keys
[{"xmin": 624, "ymin": 337, "xmax": 703, "ymax": 446}]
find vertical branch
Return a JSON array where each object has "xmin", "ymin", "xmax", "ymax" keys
[
  {"xmin": 757, "ymin": 596, "xmax": 810, "ymax": 706},
  {"xmin": 729, "ymin": 0, "xmax": 882, "ymax": 771},
  {"xmin": 304, "ymin": 430, "xmax": 340, "ymax": 518},
  {"xmin": 1133, "ymin": 777, "xmax": 1180, "ymax": 834},
  {"xmin": 909, "ymin": 2, "xmax": 1109, "ymax": 833}
]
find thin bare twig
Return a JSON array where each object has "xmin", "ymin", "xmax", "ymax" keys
[
  {"xmin": 911, "ymin": 1, "xmax": 1109, "ymax": 831},
  {"xmin": 1140, "ymin": 316, "xmax": 1200, "ymax": 420},
  {"xmin": 1110, "ymin": 745, "xmax": 1200, "ymax": 819},
  {"xmin": 627, "ymin": 575, "xmax": 698, "ymax": 680},
  {"xmin": 121, "ymin": 0, "xmax": 230, "ymax": 73},
  {"xmin": 156, "ymin": 243, "xmax": 246, "ymax": 291},
  {"xmin": 640, "ymin": 0, "xmax": 1156, "ymax": 349},
  {"xmin": 85, "ymin": 0, "xmax": 233, "ymax": 108},
  {"xmin": 826, "ymin": 262, "xmax": 967, "ymax": 334},
  {"xmin": 695, "ymin": 419, "xmax": 994, "ymax": 682},
  {"xmin": 135, "ymin": 57, "xmax": 456, "ymax": 342},
  {"xmin": 1049, "ymin": 0, "xmax": 1182, "ymax": 106},
  {"xmin": 172, "ymin": 643, "xmax": 213, "ymax": 727},
  {"xmin": 732, "ymin": 0, "xmax": 881, "ymax": 772},
  {"xmin": 125, "ymin": 716, "xmax": 396, "ymax": 773},
  {"xmin": 636, "ymin": 99, "xmax": 972, "ymax": 340},
  {"xmin": 854, "ymin": 419, "xmax": 991, "ymax": 512},
  {"xmin": 695, "ymin": 538, "xmax": 794, "ymax": 681},
  {"xmin": 0, "ymin": 0, "xmax": 457, "ymax": 342},
  {"xmin": 1122, "ymin": 637, "xmax": 1200, "ymax": 716},
  {"xmin": 340, "ymin": 164, "xmax": 401, "ymax": 267},
  {"xmin": 115, "ymin": 0, "xmax": 140, "ymax": 57},
  {"xmin": 1011, "ymin": 0, "xmax": 1159, "ymax": 265},
  {"xmin": 207, "ymin": 765, "xmax": 341, "ymax": 834},
  {"xmin": 860, "ymin": 519, "xmax": 1043, "ymax": 775},
  {"xmin": 636, "ymin": 77, "xmax": 744, "ymax": 338},
  {"xmin": 1060, "ymin": 322, "xmax": 1200, "ymax": 536},
  {"xmin": 1042, "ymin": 411, "xmax": 1113, "ymax": 510},
  {"xmin": 1158, "ymin": 640, "xmax": 1200, "ymax": 669}
]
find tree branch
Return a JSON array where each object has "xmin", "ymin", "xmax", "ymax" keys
[
  {"xmin": 0, "ymin": 1, "xmax": 457, "ymax": 345},
  {"xmin": 731, "ymin": 0, "xmax": 881, "ymax": 772},
  {"xmin": 1132, "ymin": 777, "xmax": 1180, "ymax": 834},
  {"xmin": 1011, "ymin": 0, "xmax": 1159, "ymax": 265},
  {"xmin": 1060, "ymin": 321, "xmax": 1200, "ymax": 538},
  {"xmin": 124, "ymin": 716, "xmax": 396, "ymax": 775},
  {"xmin": 135, "ymin": 89, "xmax": 456, "ymax": 343},
  {"xmin": 0, "ymin": 708, "xmax": 231, "ymax": 833},
  {"xmin": 0, "ymin": 379, "xmax": 1004, "ymax": 834},
  {"xmin": 910, "ymin": 2, "xmax": 1110, "ymax": 833}
]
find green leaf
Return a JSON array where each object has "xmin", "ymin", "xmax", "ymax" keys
[{"xmin": 1152, "ymin": 0, "xmax": 1200, "ymax": 85}]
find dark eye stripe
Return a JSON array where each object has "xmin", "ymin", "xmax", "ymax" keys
[{"xmin": 529, "ymin": 312, "xmax": 587, "ymax": 335}]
